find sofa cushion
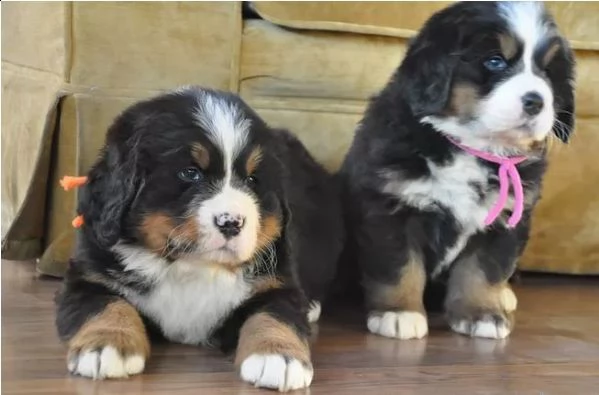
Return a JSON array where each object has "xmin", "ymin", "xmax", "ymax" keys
[
  {"xmin": 240, "ymin": 20, "xmax": 404, "ymax": 171},
  {"xmin": 70, "ymin": 2, "xmax": 242, "ymax": 91},
  {"xmin": 1, "ymin": 64, "xmax": 63, "ymax": 258},
  {"xmin": 1, "ymin": 2, "xmax": 68, "ymax": 76},
  {"xmin": 241, "ymin": 21, "xmax": 403, "ymax": 103},
  {"xmin": 1, "ymin": 2, "xmax": 69, "ymax": 256},
  {"xmin": 251, "ymin": 2, "xmax": 599, "ymax": 50},
  {"xmin": 522, "ymin": 116, "xmax": 599, "ymax": 275},
  {"xmin": 253, "ymin": 107, "xmax": 363, "ymax": 172}
]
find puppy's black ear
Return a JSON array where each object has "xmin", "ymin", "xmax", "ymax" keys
[
  {"xmin": 398, "ymin": 33, "xmax": 461, "ymax": 117},
  {"xmin": 271, "ymin": 188, "xmax": 295, "ymax": 265},
  {"xmin": 79, "ymin": 123, "xmax": 142, "ymax": 248},
  {"xmin": 548, "ymin": 39, "xmax": 576, "ymax": 143}
]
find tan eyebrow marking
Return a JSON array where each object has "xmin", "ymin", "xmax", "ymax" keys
[
  {"xmin": 191, "ymin": 143, "xmax": 210, "ymax": 170},
  {"xmin": 245, "ymin": 146, "xmax": 263, "ymax": 175},
  {"xmin": 498, "ymin": 33, "xmax": 518, "ymax": 60},
  {"xmin": 542, "ymin": 40, "xmax": 561, "ymax": 67}
]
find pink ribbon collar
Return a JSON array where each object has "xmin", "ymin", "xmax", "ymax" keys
[{"xmin": 447, "ymin": 138, "xmax": 527, "ymax": 228}]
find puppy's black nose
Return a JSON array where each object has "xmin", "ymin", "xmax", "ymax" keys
[
  {"xmin": 214, "ymin": 213, "xmax": 245, "ymax": 238},
  {"xmin": 522, "ymin": 91, "xmax": 544, "ymax": 116}
]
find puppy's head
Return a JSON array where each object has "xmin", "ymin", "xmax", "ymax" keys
[
  {"xmin": 398, "ymin": 1, "xmax": 575, "ymax": 153},
  {"xmin": 79, "ymin": 87, "xmax": 285, "ymax": 267}
]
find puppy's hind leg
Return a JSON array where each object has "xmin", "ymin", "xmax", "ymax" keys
[
  {"xmin": 445, "ymin": 247, "xmax": 518, "ymax": 339},
  {"xmin": 365, "ymin": 252, "xmax": 428, "ymax": 340},
  {"xmin": 445, "ymin": 211, "xmax": 530, "ymax": 339}
]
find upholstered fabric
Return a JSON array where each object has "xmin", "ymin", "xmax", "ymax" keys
[
  {"xmin": 69, "ymin": 2, "xmax": 242, "ymax": 91},
  {"xmin": 523, "ymin": 117, "xmax": 599, "ymax": 275},
  {"xmin": 240, "ymin": 20, "xmax": 403, "ymax": 171},
  {"xmin": 252, "ymin": 1, "xmax": 599, "ymax": 49},
  {"xmin": 1, "ymin": 1, "xmax": 67, "ymax": 260},
  {"xmin": 1, "ymin": 2, "xmax": 242, "ymax": 275},
  {"xmin": 2, "ymin": 1, "xmax": 598, "ymax": 276}
]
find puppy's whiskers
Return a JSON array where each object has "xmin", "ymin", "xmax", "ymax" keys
[
  {"xmin": 250, "ymin": 235, "xmax": 278, "ymax": 278},
  {"xmin": 151, "ymin": 219, "xmax": 199, "ymax": 259},
  {"xmin": 553, "ymin": 118, "xmax": 574, "ymax": 142}
]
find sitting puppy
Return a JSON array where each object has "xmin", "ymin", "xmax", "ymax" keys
[
  {"xmin": 55, "ymin": 87, "xmax": 343, "ymax": 391},
  {"xmin": 339, "ymin": 2, "xmax": 575, "ymax": 340}
]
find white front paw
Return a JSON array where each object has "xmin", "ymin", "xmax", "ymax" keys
[
  {"xmin": 68, "ymin": 346, "xmax": 145, "ymax": 379},
  {"xmin": 450, "ymin": 315, "xmax": 512, "ymax": 339},
  {"xmin": 367, "ymin": 311, "xmax": 428, "ymax": 339},
  {"xmin": 240, "ymin": 354, "xmax": 313, "ymax": 392}
]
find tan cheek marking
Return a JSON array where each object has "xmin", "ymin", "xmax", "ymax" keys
[
  {"xmin": 178, "ymin": 217, "xmax": 200, "ymax": 241},
  {"xmin": 68, "ymin": 300, "xmax": 150, "ymax": 358},
  {"xmin": 367, "ymin": 252, "xmax": 426, "ymax": 313},
  {"xmin": 139, "ymin": 212, "xmax": 200, "ymax": 254},
  {"xmin": 256, "ymin": 214, "xmax": 282, "ymax": 251},
  {"xmin": 235, "ymin": 313, "xmax": 310, "ymax": 367},
  {"xmin": 192, "ymin": 143, "xmax": 210, "ymax": 170},
  {"xmin": 245, "ymin": 146, "xmax": 263, "ymax": 175},
  {"xmin": 449, "ymin": 83, "xmax": 480, "ymax": 119},
  {"xmin": 139, "ymin": 212, "xmax": 175, "ymax": 252}
]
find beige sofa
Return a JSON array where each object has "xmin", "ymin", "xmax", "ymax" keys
[{"xmin": 2, "ymin": 2, "xmax": 598, "ymax": 276}]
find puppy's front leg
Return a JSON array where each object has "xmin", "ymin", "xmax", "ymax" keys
[
  {"xmin": 445, "ymin": 226, "xmax": 523, "ymax": 339},
  {"xmin": 234, "ymin": 291, "xmax": 313, "ymax": 392},
  {"xmin": 358, "ymin": 212, "xmax": 428, "ymax": 340},
  {"xmin": 56, "ymin": 284, "xmax": 150, "ymax": 379}
]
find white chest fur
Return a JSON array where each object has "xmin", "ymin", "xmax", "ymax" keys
[
  {"xmin": 383, "ymin": 153, "xmax": 497, "ymax": 270},
  {"xmin": 114, "ymin": 245, "xmax": 251, "ymax": 345}
]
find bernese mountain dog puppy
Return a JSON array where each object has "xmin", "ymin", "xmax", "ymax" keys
[
  {"xmin": 339, "ymin": 2, "xmax": 575, "ymax": 340},
  {"xmin": 55, "ymin": 87, "xmax": 343, "ymax": 391}
]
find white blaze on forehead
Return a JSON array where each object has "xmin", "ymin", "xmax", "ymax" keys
[
  {"xmin": 192, "ymin": 91, "xmax": 251, "ymax": 184},
  {"xmin": 188, "ymin": 89, "xmax": 260, "ymax": 264},
  {"xmin": 494, "ymin": 2, "xmax": 555, "ymax": 141},
  {"xmin": 498, "ymin": 1, "xmax": 548, "ymax": 72}
]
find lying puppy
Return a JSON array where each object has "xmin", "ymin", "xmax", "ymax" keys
[
  {"xmin": 339, "ymin": 2, "xmax": 575, "ymax": 340},
  {"xmin": 55, "ymin": 87, "xmax": 343, "ymax": 391}
]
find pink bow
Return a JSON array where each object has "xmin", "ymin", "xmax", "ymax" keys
[{"xmin": 447, "ymin": 138, "xmax": 527, "ymax": 228}]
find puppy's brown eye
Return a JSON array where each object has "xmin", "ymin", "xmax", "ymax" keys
[
  {"xmin": 178, "ymin": 167, "xmax": 202, "ymax": 183},
  {"xmin": 245, "ymin": 175, "xmax": 258, "ymax": 188}
]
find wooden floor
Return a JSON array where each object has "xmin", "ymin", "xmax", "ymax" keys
[{"xmin": 2, "ymin": 260, "xmax": 598, "ymax": 394}]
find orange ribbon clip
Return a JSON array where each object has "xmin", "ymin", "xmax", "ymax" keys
[
  {"xmin": 72, "ymin": 215, "xmax": 85, "ymax": 228},
  {"xmin": 59, "ymin": 175, "xmax": 88, "ymax": 228},
  {"xmin": 60, "ymin": 176, "xmax": 88, "ymax": 191}
]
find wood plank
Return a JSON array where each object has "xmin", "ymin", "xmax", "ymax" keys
[{"xmin": 2, "ymin": 260, "xmax": 598, "ymax": 394}]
